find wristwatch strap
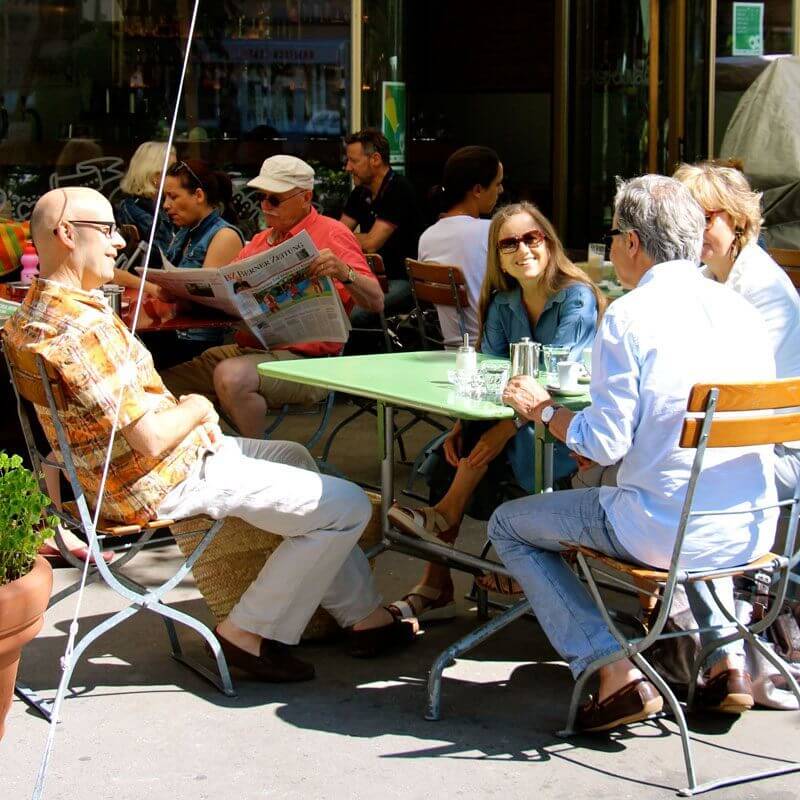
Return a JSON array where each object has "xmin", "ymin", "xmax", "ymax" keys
[{"xmin": 342, "ymin": 266, "xmax": 356, "ymax": 285}]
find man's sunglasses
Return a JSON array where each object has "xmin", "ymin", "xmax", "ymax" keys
[
  {"xmin": 259, "ymin": 189, "xmax": 305, "ymax": 208},
  {"xmin": 497, "ymin": 229, "xmax": 546, "ymax": 254}
]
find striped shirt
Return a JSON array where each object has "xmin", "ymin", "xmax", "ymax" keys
[{"xmin": 3, "ymin": 278, "xmax": 207, "ymax": 524}]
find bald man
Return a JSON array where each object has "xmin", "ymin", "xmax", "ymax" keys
[{"xmin": 3, "ymin": 187, "xmax": 415, "ymax": 681}]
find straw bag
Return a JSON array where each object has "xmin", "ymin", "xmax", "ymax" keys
[{"xmin": 171, "ymin": 491, "xmax": 383, "ymax": 641}]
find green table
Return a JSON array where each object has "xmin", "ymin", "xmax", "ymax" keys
[
  {"xmin": 259, "ymin": 350, "xmax": 591, "ymax": 721},
  {"xmin": 258, "ymin": 350, "xmax": 590, "ymax": 523}
]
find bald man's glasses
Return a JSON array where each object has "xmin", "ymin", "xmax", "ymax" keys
[{"xmin": 56, "ymin": 220, "xmax": 119, "ymax": 239}]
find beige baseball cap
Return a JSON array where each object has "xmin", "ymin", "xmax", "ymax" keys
[{"xmin": 247, "ymin": 155, "xmax": 315, "ymax": 193}]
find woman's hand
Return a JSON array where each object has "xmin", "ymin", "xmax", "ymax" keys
[
  {"xmin": 467, "ymin": 420, "xmax": 517, "ymax": 469},
  {"xmin": 442, "ymin": 420, "xmax": 463, "ymax": 467}
]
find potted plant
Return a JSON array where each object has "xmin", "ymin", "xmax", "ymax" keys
[{"xmin": 0, "ymin": 452, "xmax": 57, "ymax": 740}]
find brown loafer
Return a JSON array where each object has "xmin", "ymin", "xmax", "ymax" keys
[
  {"xmin": 577, "ymin": 677, "xmax": 663, "ymax": 733},
  {"xmin": 348, "ymin": 616, "xmax": 417, "ymax": 658},
  {"xmin": 211, "ymin": 630, "xmax": 315, "ymax": 682},
  {"xmin": 695, "ymin": 668, "xmax": 753, "ymax": 714}
]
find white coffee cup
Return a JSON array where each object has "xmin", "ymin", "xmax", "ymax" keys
[{"xmin": 557, "ymin": 360, "xmax": 581, "ymax": 391}]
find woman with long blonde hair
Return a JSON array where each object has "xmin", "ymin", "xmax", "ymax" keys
[
  {"xmin": 388, "ymin": 201, "xmax": 604, "ymax": 621},
  {"xmin": 674, "ymin": 161, "xmax": 800, "ymax": 500}
]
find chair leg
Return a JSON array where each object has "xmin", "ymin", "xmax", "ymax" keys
[
  {"xmin": 425, "ymin": 599, "xmax": 530, "ymax": 721},
  {"xmin": 146, "ymin": 601, "xmax": 235, "ymax": 697},
  {"xmin": 632, "ymin": 653, "xmax": 698, "ymax": 792},
  {"xmin": 320, "ymin": 400, "xmax": 372, "ymax": 462},
  {"xmin": 14, "ymin": 683, "xmax": 54, "ymax": 722}
]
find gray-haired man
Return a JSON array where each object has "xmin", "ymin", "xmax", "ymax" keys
[{"xmin": 489, "ymin": 175, "xmax": 778, "ymax": 731}]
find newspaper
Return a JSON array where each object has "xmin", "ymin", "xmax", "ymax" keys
[{"xmin": 137, "ymin": 230, "xmax": 350, "ymax": 349}]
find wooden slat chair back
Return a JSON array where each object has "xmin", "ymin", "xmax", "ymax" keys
[
  {"xmin": 0, "ymin": 334, "xmax": 234, "ymax": 720},
  {"xmin": 405, "ymin": 258, "xmax": 469, "ymax": 349},
  {"xmin": 559, "ymin": 378, "xmax": 800, "ymax": 795}
]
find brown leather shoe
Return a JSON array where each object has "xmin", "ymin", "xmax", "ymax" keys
[
  {"xmin": 348, "ymin": 616, "xmax": 417, "ymax": 658},
  {"xmin": 212, "ymin": 630, "xmax": 315, "ymax": 682},
  {"xmin": 577, "ymin": 677, "xmax": 663, "ymax": 732},
  {"xmin": 695, "ymin": 668, "xmax": 753, "ymax": 714}
]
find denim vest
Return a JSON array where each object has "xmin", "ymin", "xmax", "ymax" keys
[{"xmin": 166, "ymin": 210, "xmax": 243, "ymax": 343}]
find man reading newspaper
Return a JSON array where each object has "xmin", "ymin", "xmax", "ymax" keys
[{"xmin": 162, "ymin": 155, "xmax": 383, "ymax": 438}]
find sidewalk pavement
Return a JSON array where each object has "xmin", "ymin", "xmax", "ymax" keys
[{"xmin": 3, "ymin": 401, "xmax": 798, "ymax": 799}]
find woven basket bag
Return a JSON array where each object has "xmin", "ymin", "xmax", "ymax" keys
[{"xmin": 172, "ymin": 491, "xmax": 383, "ymax": 641}]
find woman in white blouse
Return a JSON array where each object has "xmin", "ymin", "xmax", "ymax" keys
[{"xmin": 675, "ymin": 161, "xmax": 800, "ymax": 499}]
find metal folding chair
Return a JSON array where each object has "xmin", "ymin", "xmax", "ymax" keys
[
  {"xmin": 559, "ymin": 378, "xmax": 800, "ymax": 796},
  {"xmin": 322, "ymin": 254, "xmax": 446, "ymax": 470},
  {"xmin": 1, "ymin": 336, "xmax": 235, "ymax": 721}
]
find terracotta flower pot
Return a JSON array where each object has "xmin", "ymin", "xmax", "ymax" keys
[{"xmin": 0, "ymin": 555, "xmax": 53, "ymax": 740}]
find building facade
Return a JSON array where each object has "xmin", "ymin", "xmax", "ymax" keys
[{"xmin": 1, "ymin": 0, "xmax": 798, "ymax": 245}]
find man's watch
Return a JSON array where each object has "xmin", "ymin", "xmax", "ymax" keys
[
  {"xmin": 342, "ymin": 266, "xmax": 357, "ymax": 285},
  {"xmin": 540, "ymin": 403, "xmax": 562, "ymax": 429}
]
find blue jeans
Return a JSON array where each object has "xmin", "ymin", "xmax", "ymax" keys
[{"xmin": 488, "ymin": 488, "xmax": 743, "ymax": 678}]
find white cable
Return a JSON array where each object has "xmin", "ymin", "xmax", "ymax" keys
[{"xmin": 31, "ymin": 3, "xmax": 201, "ymax": 797}]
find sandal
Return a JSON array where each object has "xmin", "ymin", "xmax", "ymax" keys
[
  {"xmin": 475, "ymin": 571, "xmax": 524, "ymax": 596},
  {"xmin": 387, "ymin": 504, "xmax": 458, "ymax": 546},
  {"xmin": 347, "ymin": 616, "xmax": 418, "ymax": 658},
  {"xmin": 389, "ymin": 584, "xmax": 458, "ymax": 624}
]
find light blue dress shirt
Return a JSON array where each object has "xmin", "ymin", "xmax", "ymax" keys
[{"xmin": 566, "ymin": 260, "xmax": 778, "ymax": 570}]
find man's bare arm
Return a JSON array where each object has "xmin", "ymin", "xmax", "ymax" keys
[{"xmin": 122, "ymin": 394, "xmax": 219, "ymax": 458}]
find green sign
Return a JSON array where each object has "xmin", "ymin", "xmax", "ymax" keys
[
  {"xmin": 733, "ymin": 2, "xmax": 764, "ymax": 57},
  {"xmin": 381, "ymin": 81, "xmax": 406, "ymax": 165}
]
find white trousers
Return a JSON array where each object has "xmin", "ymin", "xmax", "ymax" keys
[{"xmin": 157, "ymin": 436, "xmax": 381, "ymax": 644}]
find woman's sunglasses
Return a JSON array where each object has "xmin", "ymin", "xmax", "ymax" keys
[{"xmin": 497, "ymin": 229, "xmax": 546, "ymax": 254}]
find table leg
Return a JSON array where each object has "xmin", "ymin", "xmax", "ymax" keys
[
  {"xmin": 534, "ymin": 420, "xmax": 555, "ymax": 494},
  {"xmin": 378, "ymin": 401, "xmax": 395, "ymax": 539},
  {"xmin": 543, "ymin": 442, "xmax": 554, "ymax": 493}
]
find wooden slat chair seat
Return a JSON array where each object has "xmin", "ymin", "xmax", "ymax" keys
[
  {"xmin": 1, "ymin": 335, "xmax": 235, "ymax": 722},
  {"xmin": 565, "ymin": 544, "xmax": 782, "ymax": 584},
  {"xmin": 59, "ymin": 501, "xmax": 176, "ymax": 538},
  {"xmin": 554, "ymin": 379, "xmax": 800, "ymax": 796}
]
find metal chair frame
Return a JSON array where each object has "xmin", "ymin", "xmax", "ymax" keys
[
  {"xmin": 560, "ymin": 381, "xmax": 800, "ymax": 796},
  {"xmin": 2, "ymin": 339, "xmax": 235, "ymax": 721},
  {"xmin": 322, "ymin": 254, "xmax": 447, "ymax": 469}
]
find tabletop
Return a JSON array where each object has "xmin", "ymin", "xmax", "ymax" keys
[{"xmin": 258, "ymin": 351, "xmax": 591, "ymax": 420}]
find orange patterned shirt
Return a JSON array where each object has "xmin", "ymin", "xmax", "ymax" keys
[{"xmin": 2, "ymin": 278, "xmax": 207, "ymax": 524}]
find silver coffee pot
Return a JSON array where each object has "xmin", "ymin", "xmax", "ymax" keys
[{"xmin": 509, "ymin": 337, "xmax": 540, "ymax": 377}]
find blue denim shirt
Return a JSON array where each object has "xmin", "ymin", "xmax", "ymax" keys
[
  {"xmin": 166, "ymin": 210, "xmax": 243, "ymax": 343},
  {"xmin": 481, "ymin": 282, "xmax": 598, "ymax": 490},
  {"xmin": 116, "ymin": 195, "xmax": 175, "ymax": 263}
]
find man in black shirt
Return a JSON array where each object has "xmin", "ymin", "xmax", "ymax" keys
[{"xmin": 341, "ymin": 129, "xmax": 420, "ymax": 323}]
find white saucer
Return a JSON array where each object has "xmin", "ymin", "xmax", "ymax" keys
[{"xmin": 546, "ymin": 383, "xmax": 587, "ymax": 397}]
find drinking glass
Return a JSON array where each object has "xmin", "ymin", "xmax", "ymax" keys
[
  {"xmin": 586, "ymin": 242, "xmax": 606, "ymax": 281},
  {"xmin": 480, "ymin": 362, "xmax": 509, "ymax": 403},
  {"xmin": 541, "ymin": 345, "xmax": 570, "ymax": 385}
]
